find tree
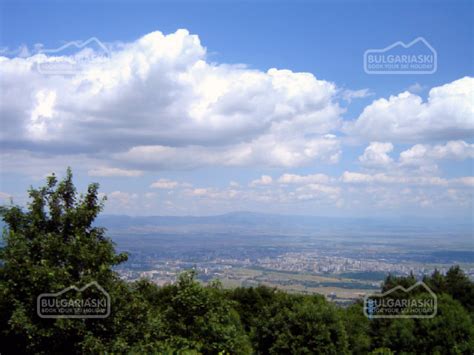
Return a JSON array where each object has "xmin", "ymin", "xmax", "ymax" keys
[
  {"xmin": 254, "ymin": 292, "xmax": 349, "ymax": 354},
  {"xmin": 374, "ymin": 294, "xmax": 474, "ymax": 354},
  {"xmin": 370, "ymin": 269, "xmax": 474, "ymax": 354},
  {"xmin": 381, "ymin": 272, "xmax": 417, "ymax": 293},
  {"xmin": 445, "ymin": 266, "xmax": 474, "ymax": 313},
  {"xmin": 151, "ymin": 271, "xmax": 252, "ymax": 354},
  {"xmin": 0, "ymin": 169, "xmax": 254, "ymax": 354},
  {"xmin": 342, "ymin": 301, "xmax": 371, "ymax": 354},
  {"xmin": 0, "ymin": 168, "xmax": 138, "ymax": 353}
]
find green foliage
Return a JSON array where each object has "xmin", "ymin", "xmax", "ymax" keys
[
  {"xmin": 0, "ymin": 170, "xmax": 250, "ymax": 354},
  {"xmin": 368, "ymin": 348, "xmax": 394, "ymax": 355},
  {"xmin": 0, "ymin": 168, "xmax": 132, "ymax": 353},
  {"xmin": 342, "ymin": 301, "xmax": 371, "ymax": 354},
  {"xmin": 370, "ymin": 294, "xmax": 474, "ymax": 354},
  {"xmin": 371, "ymin": 267, "xmax": 474, "ymax": 354},
  {"xmin": 153, "ymin": 271, "xmax": 252, "ymax": 354},
  {"xmin": 1, "ymin": 169, "xmax": 473, "ymax": 354},
  {"xmin": 229, "ymin": 286, "xmax": 349, "ymax": 354},
  {"xmin": 427, "ymin": 266, "xmax": 474, "ymax": 313}
]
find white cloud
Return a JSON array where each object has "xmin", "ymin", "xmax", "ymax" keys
[
  {"xmin": 0, "ymin": 44, "xmax": 32, "ymax": 57},
  {"xmin": 295, "ymin": 183, "xmax": 341, "ymax": 201},
  {"xmin": 250, "ymin": 175, "xmax": 273, "ymax": 186},
  {"xmin": 28, "ymin": 89, "xmax": 57, "ymax": 139},
  {"xmin": 346, "ymin": 77, "xmax": 474, "ymax": 142},
  {"xmin": 107, "ymin": 191, "xmax": 138, "ymax": 205},
  {"xmin": 341, "ymin": 88, "xmax": 373, "ymax": 102},
  {"xmin": 452, "ymin": 177, "xmax": 474, "ymax": 187},
  {"xmin": 0, "ymin": 29, "xmax": 342, "ymax": 169},
  {"xmin": 0, "ymin": 192, "xmax": 12, "ymax": 200},
  {"xmin": 1, "ymin": 29, "xmax": 472, "ymax": 217},
  {"xmin": 358, "ymin": 142, "xmax": 394, "ymax": 168},
  {"xmin": 406, "ymin": 82, "xmax": 427, "ymax": 94},
  {"xmin": 115, "ymin": 133, "xmax": 341, "ymax": 169},
  {"xmin": 186, "ymin": 187, "xmax": 240, "ymax": 200},
  {"xmin": 229, "ymin": 181, "xmax": 240, "ymax": 188},
  {"xmin": 399, "ymin": 140, "xmax": 474, "ymax": 166},
  {"xmin": 0, "ymin": 150, "xmax": 106, "ymax": 180},
  {"xmin": 189, "ymin": 188, "xmax": 209, "ymax": 196},
  {"xmin": 341, "ymin": 171, "xmax": 448, "ymax": 186},
  {"xmin": 95, "ymin": 172, "xmax": 472, "ymax": 215},
  {"xmin": 278, "ymin": 173, "xmax": 330, "ymax": 184},
  {"xmin": 88, "ymin": 167, "xmax": 143, "ymax": 177},
  {"xmin": 150, "ymin": 178, "xmax": 179, "ymax": 189}
]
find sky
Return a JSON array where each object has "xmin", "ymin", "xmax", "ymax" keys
[{"xmin": 0, "ymin": 0, "xmax": 473, "ymax": 218}]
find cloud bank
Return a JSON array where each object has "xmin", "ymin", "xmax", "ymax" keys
[
  {"xmin": 0, "ymin": 29, "xmax": 472, "ymax": 215},
  {"xmin": 1, "ymin": 29, "xmax": 343, "ymax": 169}
]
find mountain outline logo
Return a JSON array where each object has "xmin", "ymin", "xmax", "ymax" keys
[
  {"xmin": 363, "ymin": 281, "xmax": 437, "ymax": 319},
  {"xmin": 364, "ymin": 37, "xmax": 437, "ymax": 74},
  {"xmin": 36, "ymin": 37, "xmax": 110, "ymax": 75},
  {"xmin": 37, "ymin": 281, "xmax": 110, "ymax": 319}
]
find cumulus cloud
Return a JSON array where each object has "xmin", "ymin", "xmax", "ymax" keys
[
  {"xmin": 341, "ymin": 171, "xmax": 474, "ymax": 189},
  {"xmin": 107, "ymin": 191, "xmax": 138, "ymax": 205},
  {"xmin": 0, "ymin": 44, "xmax": 32, "ymax": 57},
  {"xmin": 0, "ymin": 29, "xmax": 342, "ymax": 169},
  {"xmin": 341, "ymin": 171, "xmax": 448, "ymax": 186},
  {"xmin": 150, "ymin": 178, "xmax": 180, "ymax": 189},
  {"xmin": 346, "ymin": 77, "xmax": 474, "ymax": 142},
  {"xmin": 98, "ymin": 168, "xmax": 472, "ymax": 214},
  {"xmin": 88, "ymin": 167, "xmax": 143, "ymax": 177},
  {"xmin": 399, "ymin": 140, "xmax": 474, "ymax": 166},
  {"xmin": 0, "ymin": 149, "xmax": 106, "ymax": 180},
  {"xmin": 406, "ymin": 82, "xmax": 427, "ymax": 94},
  {"xmin": 185, "ymin": 187, "xmax": 240, "ymax": 200},
  {"xmin": 341, "ymin": 88, "xmax": 373, "ymax": 102},
  {"xmin": 1, "ymin": 29, "xmax": 472, "ymax": 216},
  {"xmin": 452, "ymin": 177, "xmax": 474, "ymax": 187},
  {"xmin": 114, "ymin": 134, "xmax": 341, "ymax": 169},
  {"xmin": 250, "ymin": 175, "xmax": 273, "ymax": 186},
  {"xmin": 358, "ymin": 142, "xmax": 394, "ymax": 168},
  {"xmin": 278, "ymin": 173, "xmax": 330, "ymax": 184},
  {"xmin": 0, "ymin": 192, "xmax": 12, "ymax": 200},
  {"xmin": 294, "ymin": 183, "xmax": 341, "ymax": 201}
]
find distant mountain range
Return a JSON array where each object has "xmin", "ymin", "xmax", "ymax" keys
[
  {"xmin": 0, "ymin": 211, "xmax": 471, "ymax": 236},
  {"xmin": 95, "ymin": 211, "xmax": 472, "ymax": 234}
]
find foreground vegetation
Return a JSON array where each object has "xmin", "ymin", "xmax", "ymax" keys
[{"xmin": 1, "ymin": 170, "xmax": 473, "ymax": 354}]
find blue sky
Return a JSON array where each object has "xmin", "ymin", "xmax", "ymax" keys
[{"xmin": 0, "ymin": 0, "xmax": 473, "ymax": 218}]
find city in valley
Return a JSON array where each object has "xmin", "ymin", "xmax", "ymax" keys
[{"xmin": 101, "ymin": 212, "xmax": 474, "ymax": 304}]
